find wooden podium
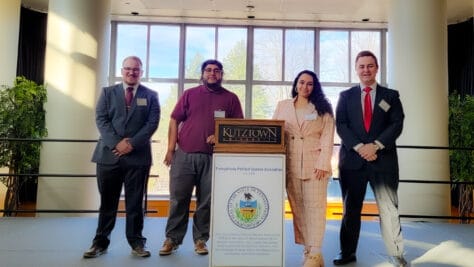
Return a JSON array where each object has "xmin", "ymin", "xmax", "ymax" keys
[{"xmin": 210, "ymin": 119, "xmax": 286, "ymax": 267}]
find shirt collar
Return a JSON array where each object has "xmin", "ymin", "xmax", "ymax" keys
[
  {"xmin": 123, "ymin": 83, "xmax": 138, "ymax": 93},
  {"xmin": 199, "ymin": 84, "xmax": 224, "ymax": 94},
  {"xmin": 360, "ymin": 83, "xmax": 377, "ymax": 91}
]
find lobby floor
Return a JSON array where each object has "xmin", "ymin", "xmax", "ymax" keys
[{"xmin": 0, "ymin": 217, "xmax": 473, "ymax": 267}]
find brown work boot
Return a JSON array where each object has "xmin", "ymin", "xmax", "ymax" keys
[
  {"xmin": 159, "ymin": 238, "xmax": 178, "ymax": 256},
  {"xmin": 194, "ymin": 239, "xmax": 208, "ymax": 255}
]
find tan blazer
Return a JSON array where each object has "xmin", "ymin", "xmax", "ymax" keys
[{"xmin": 273, "ymin": 98, "xmax": 334, "ymax": 180}]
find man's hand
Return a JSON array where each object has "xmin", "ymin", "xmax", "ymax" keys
[
  {"xmin": 112, "ymin": 138, "xmax": 133, "ymax": 157},
  {"xmin": 206, "ymin": 135, "xmax": 216, "ymax": 145},
  {"xmin": 163, "ymin": 150, "xmax": 175, "ymax": 167},
  {"xmin": 357, "ymin": 143, "xmax": 378, "ymax": 162}
]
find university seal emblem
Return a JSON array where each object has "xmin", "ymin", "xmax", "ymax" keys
[{"xmin": 227, "ymin": 186, "xmax": 269, "ymax": 229}]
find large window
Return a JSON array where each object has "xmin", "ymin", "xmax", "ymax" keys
[
  {"xmin": 115, "ymin": 24, "xmax": 147, "ymax": 76},
  {"xmin": 110, "ymin": 22, "xmax": 386, "ymax": 198},
  {"xmin": 150, "ymin": 25, "xmax": 180, "ymax": 78},
  {"xmin": 218, "ymin": 27, "xmax": 247, "ymax": 81},
  {"xmin": 320, "ymin": 30, "xmax": 349, "ymax": 83},
  {"xmin": 185, "ymin": 26, "xmax": 215, "ymax": 79},
  {"xmin": 253, "ymin": 29, "xmax": 283, "ymax": 81},
  {"xmin": 285, "ymin": 29, "xmax": 314, "ymax": 81}
]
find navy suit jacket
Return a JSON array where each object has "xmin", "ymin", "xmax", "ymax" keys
[
  {"xmin": 336, "ymin": 84, "xmax": 404, "ymax": 173},
  {"xmin": 92, "ymin": 83, "xmax": 160, "ymax": 166}
]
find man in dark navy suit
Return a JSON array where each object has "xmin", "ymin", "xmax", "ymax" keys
[
  {"xmin": 334, "ymin": 51, "xmax": 407, "ymax": 266},
  {"xmin": 84, "ymin": 56, "xmax": 160, "ymax": 258}
]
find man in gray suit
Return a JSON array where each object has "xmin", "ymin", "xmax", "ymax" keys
[
  {"xmin": 334, "ymin": 51, "xmax": 407, "ymax": 266},
  {"xmin": 83, "ymin": 56, "xmax": 160, "ymax": 258}
]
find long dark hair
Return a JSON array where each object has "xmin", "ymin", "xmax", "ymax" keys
[{"xmin": 291, "ymin": 70, "xmax": 333, "ymax": 116}]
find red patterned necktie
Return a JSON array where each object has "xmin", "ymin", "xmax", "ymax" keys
[
  {"xmin": 125, "ymin": 87, "xmax": 133, "ymax": 109},
  {"xmin": 363, "ymin": 87, "xmax": 372, "ymax": 132}
]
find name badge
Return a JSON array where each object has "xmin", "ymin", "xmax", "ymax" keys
[
  {"xmin": 214, "ymin": 110, "xmax": 226, "ymax": 118},
  {"xmin": 137, "ymin": 98, "xmax": 147, "ymax": 106},
  {"xmin": 378, "ymin": 99, "xmax": 390, "ymax": 112},
  {"xmin": 305, "ymin": 113, "xmax": 317, "ymax": 120}
]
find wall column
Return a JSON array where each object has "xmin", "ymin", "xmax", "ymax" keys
[
  {"xmin": 388, "ymin": 0, "xmax": 451, "ymax": 219},
  {"xmin": 0, "ymin": 0, "xmax": 21, "ymax": 216},
  {"xmin": 0, "ymin": 0, "xmax": 21, "ymax": 86},
  {"xmin": 37, "ymin": 0, "xmax": 111, "ymax": 216}
]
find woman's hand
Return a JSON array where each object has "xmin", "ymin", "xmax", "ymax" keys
[{"xmin": 314, "ymin": 169, "xmax": 329, "ymax": 180}]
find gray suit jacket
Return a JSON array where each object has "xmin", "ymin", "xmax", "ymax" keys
[
  {"xmin": 92, "ymin": 83, "xmax": 160, "ymax": 166},
  {"xmin": 336, "ymin": 84, "xmax": 404, "ymax": 173}
]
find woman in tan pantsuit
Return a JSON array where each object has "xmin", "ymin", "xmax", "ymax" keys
[{"xmin": 273, "ymin": 70, "xmax": 334, "ymax": 267}]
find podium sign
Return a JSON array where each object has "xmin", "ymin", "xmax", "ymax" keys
[
  {"xmin": 210, "ymin": 154, "xmax": 285, "ymax": 267},
  {"xmin": 210, "ymin": 119, "xmax": 286, "ymax": 267},
  {"xmin": 214, "ymin": 118, "xmax": 285, "ymax": 154}
]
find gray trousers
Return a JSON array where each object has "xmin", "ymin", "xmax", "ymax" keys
[
  {"xmin": 164, "ymin": 149, "xmax": 212, "ymax": 245},
  {"xmin": 339, "ymin": 167, "xmax": 404, "ymax": 257}
]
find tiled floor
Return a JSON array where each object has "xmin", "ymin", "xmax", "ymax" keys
[{"xmin": 0, "ymin": 217, "xmax": 473, "ymax": 267}]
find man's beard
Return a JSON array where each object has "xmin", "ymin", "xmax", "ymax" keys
[{"xmin": 203, "ymin": 79, "xmax": 222, "ymax": 91}]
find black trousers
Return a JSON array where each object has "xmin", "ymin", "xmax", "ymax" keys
[
  {"xmin": 92, "ymin": 161, "xmax": 149, "ymax": 249},
  {"xmin": 338, "ymin": 167, "xmax": 404, "ymax": 257}
]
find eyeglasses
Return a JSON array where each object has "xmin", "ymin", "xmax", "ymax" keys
[
  {"xmin": 204, "ymin": 68, "xmax": 222, "ymax": 74},
  {"xmin": 123, "ymin": 67, "xmax": 141, "ymax": 72}
]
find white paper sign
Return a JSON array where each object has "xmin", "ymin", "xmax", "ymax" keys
[{"xmin": 210, "ymin": 153, "xmax": 286, "ymax": 267}]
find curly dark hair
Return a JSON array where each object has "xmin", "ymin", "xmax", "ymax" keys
[
  {"xmin": 291, "ymin": 70, "xmax": 333, "ymax": 116},
  {"xmin": 201, "ymin": 59, "xmax": 223, "ymax": 73}
]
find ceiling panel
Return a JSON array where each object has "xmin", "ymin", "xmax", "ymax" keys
[{"xmin": 21, "ymin": 0, "xmax": 474, "ymax": 26}]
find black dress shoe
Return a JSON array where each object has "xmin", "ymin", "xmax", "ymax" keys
[
  {"xmin": 333, "ymin": 253, "xmax": 356, "ymax": 265},
  {"xmin": 131, "ymin": 246, "xmax": 151, "ymax": 257},
  {"xmin": 83, "ymin": 245, "xmax": 107, "ymax": 258}
]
